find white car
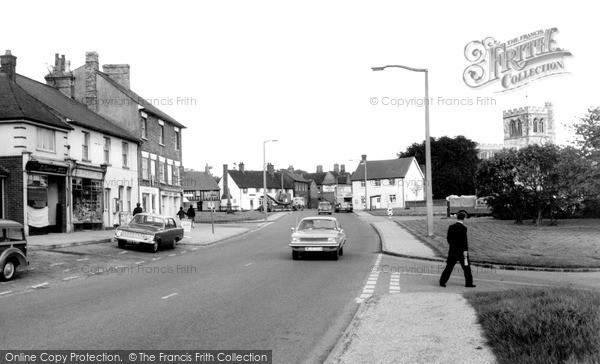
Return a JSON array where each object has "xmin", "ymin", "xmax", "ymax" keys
[{"xmin": 289, "ymin": 216, "xmax": 346, "ymax": 260}]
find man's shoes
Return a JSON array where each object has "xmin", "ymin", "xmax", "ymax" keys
[
  {"xmin": 439, "ymin": 282, "xmax": 446, "ymax": 287},
  {"xmin": 465, "ymin": 284, "xmax": 476, "ymax": 288}
]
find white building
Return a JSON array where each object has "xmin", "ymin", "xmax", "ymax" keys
[{"xmin": 350, "ymin": 157, "xmax": 424, "ymax": 209}]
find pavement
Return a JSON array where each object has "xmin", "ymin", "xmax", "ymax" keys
[
  {"xmin": 27, "ymin": 212, "xmax": 289, "ymax": 250},
  {"xmin": 325, "ymin": 211, "xmax": 497, "ymax": 364}
]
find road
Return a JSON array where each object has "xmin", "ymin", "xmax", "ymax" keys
[{"xmin": 0, "ymin": 211, "xmax": 381, "ymax": 364}]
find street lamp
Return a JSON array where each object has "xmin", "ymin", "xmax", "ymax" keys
[
  {"xmin": 372, "ymin": 65, "xmax": 434, "ymax": 237},
  {"xmin": 263, "ymin": 139, "xmax": 278, "ymax": 221}
]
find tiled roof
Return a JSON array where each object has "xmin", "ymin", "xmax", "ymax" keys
[
  {"xmin": 16, "ymin": 74, "xmax": 139, "ymax": 143},
  {"xmin": 0, "ymin": 74, "xmax": 72, "ymax": 130},
  {"xmin": 304, "ymin": 172, "xmax": 328, "ymax": 185},
  {"xmin": 182, "ymin": 171, "xmax": 219, "ymax": 191},
  {"xmin": 96, "ymin": 72, "xmax": 186, "ymax": 129},
  {"xmin": 285, "ymin": 171, "xmax": 309, "ymax": 183},
  {"xmin": 351, "ymin": 157, "xmax": 416, "ymax": 180},
  {"xmin": 229, "ymin": 170, "xmax": 293, "ymax": 189}
]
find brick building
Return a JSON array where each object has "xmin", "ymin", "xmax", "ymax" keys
[{"xmin": 71, "ymin": 52, "xmax": 186, "ymax": 217}]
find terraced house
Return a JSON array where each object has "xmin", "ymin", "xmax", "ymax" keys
[
  {"xmin": 0, "ymin": 51, "xmax": 140, "ymax": 235},
  {"xmin": 71, "ymin": 52, "xmax": 186, "ymax": 217}
]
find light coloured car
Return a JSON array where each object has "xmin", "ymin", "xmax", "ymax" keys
[
  {"xmin": 0, "ymin": 219, "xmax": 28, "ymax": 281},
  {"xmin": 113, "ymin": 213, "xmax": 184, "ymax": 253},
  {"xmin": 289, "ymin": 216, "xmax": 346, "ymax": 260},
  {"xmin": 317, "ymin": 201, "xmax": 333, "ymax": 215}
]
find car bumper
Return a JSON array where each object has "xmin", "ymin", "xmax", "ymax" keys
[
  {"xmin": 112, "ymin": 237, "xmax": 155, "ymax": 246},
  {"xmin": 289, "ymin": 243, "xmax": 341, "ymax": 252}
]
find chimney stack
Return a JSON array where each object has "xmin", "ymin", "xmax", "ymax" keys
[
  {"xmin": 267, "ymin": 163, "xmax": 275, "ymax": 177},
  {"xmin": 316, "ymin": 165, "xmax": 323, "ymax": 173},
  {"xmin": 340, "ymin": 164, "xmax": 345, "ymax": 174},
  {"xmin": 45, "ymin": 53, "xmax": 75, "ymax": 98},
  {"xmin": 102, "ymin": 64, "xmax": 130, "ymax": 89},
  {"xmin": 205, "ymin": 163, "xmax": 211, "ymax": 174},
  {"xmin": 0, "ymin": 50, "xmax": 17, "ymax": 82},
  {"xmin": 334, "ymin": 163, "xmax": 339, "ymax": 173},
  {"xmin": 239, "ymin": 162, "xmax": 245, "ymax": 173},
  {"xmin": 85, "ymin": 51, "xmax": 99, "ymax": 112},
  {"xmin": 361, "ymin": 154, "xmax": 367, "ymax": 161}
]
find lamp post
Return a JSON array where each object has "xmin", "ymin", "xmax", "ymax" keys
[
  {"xmin": 372, "ymin": 65, "xmax": 434, "ymax": 236},
  {"xmin": 263, "ymin": 139, "xmax": 278, "ymax": 221}
]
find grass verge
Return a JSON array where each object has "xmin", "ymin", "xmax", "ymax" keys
[{"xmin": 464, "ymin": 287, "xmax": 600, "ymax": 364}]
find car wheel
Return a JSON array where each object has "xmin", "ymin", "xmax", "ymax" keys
[
  {"xmin": 151, "ymin": 241, "xmax": 159, "ymax": 253},
  {"xmin": 171, "ymin": 238, "xmax": 178, "ymax": 249},
  {"xmin": 118, "ymin": 241, "xmax": 126, "ymax": 249},
  {"xmin": 339, "ymin": 247, "xmax": 344, "ymax": 256},
  {"xmin": 332, "ymin": 249, "xmax": 339, "ymax": 261},
  {"xmin": 1, "ymin": 259, "xmax": 17, "ymax": 281},
  {"xmin": 292, "ymin": 251, "xmax": 299, "ymax": 260}
]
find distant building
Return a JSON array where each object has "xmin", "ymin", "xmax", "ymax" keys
[
  {"xmin": 182, "ymin": 167, "xmax": 220, "ymax": 211},
  {"xmin": 304, "ymin": 164, "xmax": 351, "ymax": 205},
  {"xmin": 350, "ymin": 156, "xmax": 424, "ymax": 209},
  {"xmin": 478, "ymin": 102, "xmax": 556, "ymax": 159}
]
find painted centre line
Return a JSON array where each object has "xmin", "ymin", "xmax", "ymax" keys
[
  {"xmin": 135, "ymin": 261, "xmax": 145, "ymax": 265},
  {"xmin": 0, "ymin": 291, "xmax": 13, "ymax": 296},
  {"xmin": 49, "ymin": 262, "xmax": 65, "ymax": 267},
  {"xmin": 76, "ymin": 258, "xmax": 89, "ymax": 262},
  {"xmin": 191, "ymin": 247, "xmax": 198, "ymax": 251},
  {"xmin": 161, "ymin": 293, "xmax": 178, "ymax": 300},
  {"xmin": 168, "ymin": 254, "xmax": 177, "ymax": 257},
  {"xmin": 62, "ymin": 276, "xmax": 79, "ymax": 281},
  {"xmin": 31, "ymin": 282, "xmax": 49, "ymax": 289},
  {"xmin": 118, "ymin": 251, "xmax": 128, "ymax": 254},
  {"xmin": 244, "ymin": 263, "xmax": 253, "ymax": 267}
]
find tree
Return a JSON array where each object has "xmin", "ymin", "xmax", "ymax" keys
[
  {"xmin": 571, "ymin": 107, "xmax": 600, "ymax": 159},
  {"xmin": 398, "ymin": 136, "xmax": 479, "ymax": 199}
]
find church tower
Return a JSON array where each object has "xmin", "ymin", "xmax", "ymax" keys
[{"xmin": 502, "ymin": 102, "xmax": 556, "ymax": 149}]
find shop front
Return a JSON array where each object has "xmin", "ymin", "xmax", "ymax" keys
[
  {"xmin": 25, "ymin": 160, "xmax": 69, "ymax": 235},
  {"xmin": 71, "ymin": 166, "xmax": 105, "ymax": 231}
]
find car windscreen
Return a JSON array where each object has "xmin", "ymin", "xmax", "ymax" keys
[
  {"xmin": 129, "ymin": 215, "xmax": 165, "ymax": 228},
  {"xmin": 0, "ymin": 228, "xmax": 25, "ymax": 242},
  {"xmin": 298, "ymin": 219, "xmax": 336, "ymax": 230}
]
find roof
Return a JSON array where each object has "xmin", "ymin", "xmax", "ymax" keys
[
  {"xmin": 0, "ymin": 74, "xmax": 72, "ymax": 130},
  {"xmin": 304, "ymin": 172, "xmax": 328, "ymax": 185},
  {"xmin": 183, "ymin": 171, "xmax": 219, "ymax": 191},
  {"xmin": 96, "ymin": 72, "xmax": 186, "ymax": 129},
  {"xmin": 351, "ymin": 157, "xmax": 417, "ymax": 181},
  {"xmin": 16, "ymin": 74, "xmax": 139, "ymax": 143},
  {"xmin": 228, "ymin": 170, "xmax": 293, "ymax": 189},
  {"xmin": 285, "ymin": 171, "xmax": 309, "ymax": 183}
]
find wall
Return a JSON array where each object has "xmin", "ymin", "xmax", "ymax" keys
[
  {"xmin": 0, "ymin": 155, "xmax": 24, "ymax": 223},
  {"xmin": 0, "ymin": 122, "xmax": 69, "ymax": 159}
]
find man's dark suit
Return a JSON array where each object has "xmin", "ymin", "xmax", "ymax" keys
[{"xmin": 439, "ymin": 221, "xmax": 473, "ymax": 286}]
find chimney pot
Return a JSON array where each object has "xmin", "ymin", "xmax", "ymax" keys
[{"xmin": 0, "ymin": 50, "xmax": 17, "ymax": 82}]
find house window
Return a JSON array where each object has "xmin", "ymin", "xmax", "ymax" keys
[
  {"xmin": 159, "ymin": 161, "xmax": 165, "ymax": 183},
  {"xmin": 126, "ymin": 187, "xmax": 132, "ymax": 212},
  {"xmin": 151, "ymin": 160, "xmax": 156, "ymax": 181},
  {"xmin": 360, "ymin": 181, "xmax": 366, "ymax": 188},
  {"xmin": 243, "ymin": 188, "xmax": 248, "ymax": 193},
  {"xmin": 141, "ymin": 157, "xmax": 149, "ymax": 180},
  {"xmin": 374, "ymin": 180, "xmax": 381, "ymax": 187},
  {"xmin": 103, "ymin": 137, "xmax": 111, "ymax": 164},
  {"xmin": 389, "ymin": 195, "xmax": 397, "ymax": 203},
  {"xmin": 82, "ymin": 132, "xmax": 90, "ymax": 160},
  {"xmin": 141, "ymin": 117, "xmax": 148, "ymax": 139},
  {"xmin": 389, "ymin": 178, "xmax": 396, "ymax": 186},
  {"xmin": 175, "ymin": 128, "xmax": 180, "ymax": 150},
  {"xmin": 167, "ymin": 164, "xmax": 173, "ymax": 185},
  {"xmin": 174, "ymin": 166, "xmax": 181, "ymax": 186},
  {"xmin": 159, "ymin": 124, "xmax": 165, "ymax": 145},
  {"xmin": 122, "ymin": 142, "xmax": 129, "ymax": 167},
  {"xmin": 36, "ymin": 128, "xmax": 55, "ymax": 152}
]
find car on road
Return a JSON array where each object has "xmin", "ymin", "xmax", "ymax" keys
[
  {"xmin": 289, "ymin": 216, "xmax": 346, "ymax": 260},
  {"xmin": 0, "ymin": 219, "xmax": 28, "ymax": 281},
  {"xmin": 317, "ymin": 201, "xmax": 333, "ymax": 215},
  {"xmin": 113, "ymin": 213, "xmax": 184, "ymax": 253}
]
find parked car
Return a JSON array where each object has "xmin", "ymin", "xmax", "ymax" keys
[
  {"xmin": 113, "ymin": 213, "xmax": 184, "ymax": 253},
  {"xmin": 289, "ymin": 216, "xmax": 346, "ymax": 260},
  {"xmin": 0, "ymin": 219, "xmax": 28, "ymax": 281},
  {"xmin": 318, "ymin": 201, "xmax": 333, "ymax": 215}
]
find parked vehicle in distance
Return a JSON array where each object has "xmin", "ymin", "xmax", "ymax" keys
[
  {"xmin": 0, "ymin": 219, "xmax": 28, "ymax": 281},
  {"xmin": 289, "ymin": 216, "xmax": 347, "ymax": 260},
  {"xmin": 446, "ymin": 195, "xmax": 491, "ymax": 218},
  {"xmin": 113, "ymin": 213, "xmax": 184, "ymax": 253},
  {"xmin": 334, "ymin": 185, "xmax": 353, "ymax": 213},
  {"xmin": 318, "ymin": 201, "xmax": 333, "ymax": 215}
]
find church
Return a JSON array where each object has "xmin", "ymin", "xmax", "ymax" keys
[{"xmin": 478, "ymin": 102, "xmax": 556, "ymax": 159}]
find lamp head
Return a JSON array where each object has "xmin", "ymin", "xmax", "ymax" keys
[{"xmin": 371, "ymin": 66, "xmax": 386, "ymax": 71}]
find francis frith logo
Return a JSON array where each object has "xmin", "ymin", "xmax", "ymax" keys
[{"xmin": 463, "ymin": 28, "xmax": 572, "ymax": 91}]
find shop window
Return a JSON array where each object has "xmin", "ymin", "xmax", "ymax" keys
[
  {"xmin": 72, "ymin": 178, "xmax": 103, "ymax": 224},
  {"xmin": 36, "ymin": 128, "xmax": 55, "ymax": 152},
  {"xmin": 27, "ymin": 174, "xmax": 48, "ymax": 208}
]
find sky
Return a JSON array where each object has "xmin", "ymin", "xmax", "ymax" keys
[{"xmin": 5, "ymin": 1, "xmax": 597, "ymax": 177}]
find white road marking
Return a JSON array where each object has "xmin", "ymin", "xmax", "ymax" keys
[
  {"xmin": 389, "ymin": 272, "xmax": 400, "ymax": 293},
  {"xmin": 180, "ymin": 251, "xmax": 187, "ymax": 254},
  {"xmin": 168, "ymin": 254, "xmax": 176, "ymax": 257},
  {"xmin": 49, "ymin": 262, "xmax": 65, "ymax": 266},
  {"xmin": 118, "ymin": 251, "xmax": 128, "ymax": 254},
  {"xmin": 62, "ymin": 276, "xmax": 79, "ymax": 281},
  {"xmin": 31, "ymin": 282, "xmax": 49, "ymax": 289},
  {"xmin": 151, "ymin": 257, "xmax": 161, "ymax": 261},
  {"xmin": 356, "ymin": 254, "xmax": 383, "ymax": 303},
  {"xmin": 135, "ymin": 261, "xmax": 145, "ymax": 265},
  {"xmin": 63, "ymin": 269, "xmax": 71, "ymax": 272},
  {"xmin": 161, "ymin": 293, "xmax": 178, "ymax": 300},
  {"xmin": 191, "ymin": 247, "xmax": 198, "ymax": 251},
  {"xmin": 0, "ymin": 291, "xmax": 13, "ymax": 296},
  {"xmin": 76, "ymin": 258, "xmax": 89, "ymax": 262},
  {"xmin": 244, "ymin": 263, "xmax": 253, "ymax": 267}
]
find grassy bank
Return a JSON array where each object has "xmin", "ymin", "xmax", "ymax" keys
[
  {"xmin": 465, "ymin": 287, "xmax": 600, "ymax": 364},
  {"xmin": 193, "ymin": 210, "xmax": 271, "ymax": 223},
  {"xmin": 397, "ymin": 217, "xmax": 600, "ymax": 268}
]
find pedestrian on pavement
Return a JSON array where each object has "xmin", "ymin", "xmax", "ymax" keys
[
  {"xmin": 186, "ymin": 205, "xmax": 196, "ymax": 228},
  {"xmin": 439, "ymin": 211, "xmax": 476, "ymax": 288},
  {"xmin": 177, "ymin": 206, "xmax": 186, "ymax": 220},
  {"xmin": 133, "ymin": 203, "xmax": 143, "ymax": 216}
]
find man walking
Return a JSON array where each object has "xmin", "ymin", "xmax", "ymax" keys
[
  {"xmin": 439, "ymin": 212, "xmax": 476, "ymax": 288},
  {"xmin": 133, "ymin": 203, "xmax": 143, "ymax": 216},
  {"xmin": 177, "ymin": 206, "xmax": 186, "ymax": 220},
  {"xmin": 186, "ymin": 205, "xmax": 196, "ymax": 228}
]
